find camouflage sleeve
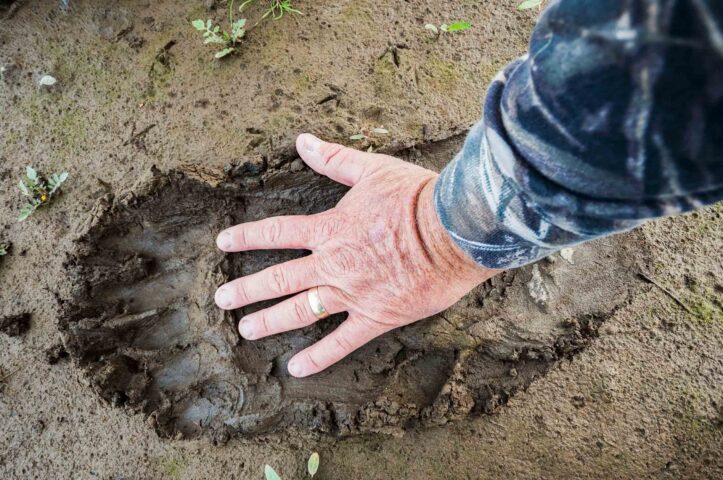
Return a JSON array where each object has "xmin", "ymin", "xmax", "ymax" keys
[{"xmin": 434, "ymin": 0, "xmax": 723, "ymax": 269}]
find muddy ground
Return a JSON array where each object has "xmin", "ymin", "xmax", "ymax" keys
[{"xmin": 1, "ymin": 1, "xmax": 721, "ymax": 479}]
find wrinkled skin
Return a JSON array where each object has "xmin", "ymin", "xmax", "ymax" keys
[{"xmin": 215, "ymin": 134, "xmax": 498, "ymax": 377}]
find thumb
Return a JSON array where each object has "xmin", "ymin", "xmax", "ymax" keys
[{"xmin": 296, "ymin": 133, "xmax": 382, "ymax": 186}]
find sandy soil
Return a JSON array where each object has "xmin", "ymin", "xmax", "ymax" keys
[{"xmin": 1, "ymin": 1, "xmax": 721, "ymax": 479}]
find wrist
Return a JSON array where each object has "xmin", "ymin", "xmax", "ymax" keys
[{"xmin": 417, "ymin": 176, "xmax": 499, "ymax": 283}]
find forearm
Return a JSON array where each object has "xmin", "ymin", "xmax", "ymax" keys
[{"xmin": 436, "ymin": 0, "xmax": 723, "ymax": 269}]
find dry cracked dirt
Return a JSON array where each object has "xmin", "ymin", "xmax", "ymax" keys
[{"xmin": 1, "ymin": 1, "xmax": 721, "ymax": 479}]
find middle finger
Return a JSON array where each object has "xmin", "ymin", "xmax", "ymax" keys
[{"xmin": 215, "ymin": 256, "xmax": 321, "ymax": 310}]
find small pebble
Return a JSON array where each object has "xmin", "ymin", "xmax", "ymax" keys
[
  {"xmin": 560, "ymin": 248, "xmax": 575, "ymax": 264},
  {"xmin": 290, "ymin": 159, "xmax": 304, "ymax": 172}
]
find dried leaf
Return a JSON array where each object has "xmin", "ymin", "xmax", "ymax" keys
[
  {"xmin": 26, "ymin": 166, "xmax": 38, "ymax": 182},
  {"xmin": 307, "ymin": 452, "xmax": 320, "ymax": 477},
  {"xmin": 517, "ymin": 0, "xmax": 543, "ymax": 10},
  {"xmin": 215, "ymin": 47, "xmax": 235, "ymax": 59},
  {"xmin": 264, "ymin": 465, "xmax": 282, "ymax": 480},
  {"xmin": 38, "ymin": 75, "xmax": 58, "ymax": 87}
]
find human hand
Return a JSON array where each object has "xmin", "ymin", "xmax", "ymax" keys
[{"xmin": 215, "ymin": 134, "xmax": 498, "ymax": 377}]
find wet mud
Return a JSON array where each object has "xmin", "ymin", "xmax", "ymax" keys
[
  {"xmin": 60, "ymin": 139, "xmax": 645, "ymax": 441},
  {"xmin": 1, "ymin": 1, "xmax": 720, "ymax": 478}
]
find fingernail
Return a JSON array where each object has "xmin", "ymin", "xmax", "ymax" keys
[
  {"xmin": 288, "ymin": 358, "xmax": 304, "ymax": 377},
  {"xmin": 239, "ymin": 317, "xmax": 255, "ymax": 339},
  {"xmin": 218, "ymin": 230, "xmax": 233, "ymax": 250},
  {"xmin": 215, "ymin": 287, "xmax": 234, "ymax": 309},
  {"xmin": 302, "ymin": 134, "xmax": 322, "ymax": 155}
]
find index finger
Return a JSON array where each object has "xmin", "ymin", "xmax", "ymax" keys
[
  {"xmin": 286, "ymin": 314, "xmax": 387, "ymax": 377},
  {"xmin": 296, "ymin": 134, "xmax": 383, "ymax": 186}
]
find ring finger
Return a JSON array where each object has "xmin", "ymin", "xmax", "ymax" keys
[{"xmin": 237, "ymin": 286, "xmax": 346, "ymax": 340}]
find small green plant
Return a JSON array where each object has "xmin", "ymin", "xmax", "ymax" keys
[
  {"xmin": 0, "ymin": 242, "xmax": 9, "ymax": 257},
  {"xmin": 264, "ymin": 452, "xmax": 320, "ymax": 479},
  {"xmin": 350, "ymin": 127, "xmax": 389, "ymax": 142},
  {"xmin": 17, "ymin": 166, "xmax": 69, "ymax": 221},
  {"xmin": 517, "ymin": 0, "xmax": 545, "ymax": 10},
  {"xmin": 191, "ymin": 17, "xmax": 247, "ymax": 59},
  {"xmin": 192, "ymin": 1, "xmax": 302, "ymax": 59},
  {"xmin": 425, "ymin": 21, "xmax": 472, "ymax": 35}
]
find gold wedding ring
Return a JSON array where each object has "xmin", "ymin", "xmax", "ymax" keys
[{"xmin": 307, "ymin": 287, "xmax": 330, "ymax": 320}]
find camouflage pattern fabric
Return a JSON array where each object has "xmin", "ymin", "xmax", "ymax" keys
[{"xmin": 435, "ymin": 0, "xmax": 723, "ymax": 268}]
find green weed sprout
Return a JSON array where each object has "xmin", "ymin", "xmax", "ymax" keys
[
  {"xmin": 517, "ymin": 0, "xmax": 544, "ymax": 10},
  {"xmin": 425, "ymin": 21, "xmax": 472, "ymax": 36},
  {"xmin": 0, "ymin": 242, "xmax": 9, "ymax": 257},
  {"xmin": 238, "ymin": 0, "xmax": 302, "ymax": 20},
  {"xmin": 262, "ymin": 0, "xmax": 303, "ymax": 20},
  {"xmin": 192, "ymin": 1, "xmax": 302, "ymax": 59},
  {"xmin": 191, "ymin": 17, "xmax": 247, "ymax": 59},
  {"xmin": 264, "ymin": 452, "xmax": 320, "ymax": 479},
  {"xmin": 17, "ymin": 166, "xmax": 69, "ymax": 221}
]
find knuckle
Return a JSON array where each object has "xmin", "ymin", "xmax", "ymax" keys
[
  {"xmin": 259, "ymin": 314, "xmax": 271, "ymax": 337},
  {"xmin": 316, "ymin": 214, "xmax": 348, "ymax": 238},
  {"xmin": 332, "ymin": 334, "xmax": 355, "ymax": 354},
  {"xmin": 234, "ymin": 281, "xmax": 251, "ymax": 305},
  {"xmin": 235, "ymin": 227, "xmax": 248, "ymax": 248},
  {"xmin": 333, "ymin": 288, "xmax": 354, "ymax": 308},
  {"xmin": 261, "ymin": 219, "xmax": 282, "ymax": 244},
  {"xmin": 335, "ymin": 248, "xmax": 357, "ymax": 274},
  {"xmin": 269, "ymin": 268, "xmax": 291, "ymax": 294},
  {"xmin": 321, "ymin": 144, "xmax": 349, "ymax": 169},
  {"xmin": 318, "ymin": 249, "xmax": 357, "ymax": 278},
  {"xmin": 304, "ymin": 351, "xmax": 323, "ymax": 372},
  {"xmin": 292, "ymin": 300, "xmax": 310, "ymax": 326}
]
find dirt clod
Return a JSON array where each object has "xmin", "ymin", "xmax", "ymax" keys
[{"xmin": 92, "ymin": 7, "xmax": 133, "ymax": 41}]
